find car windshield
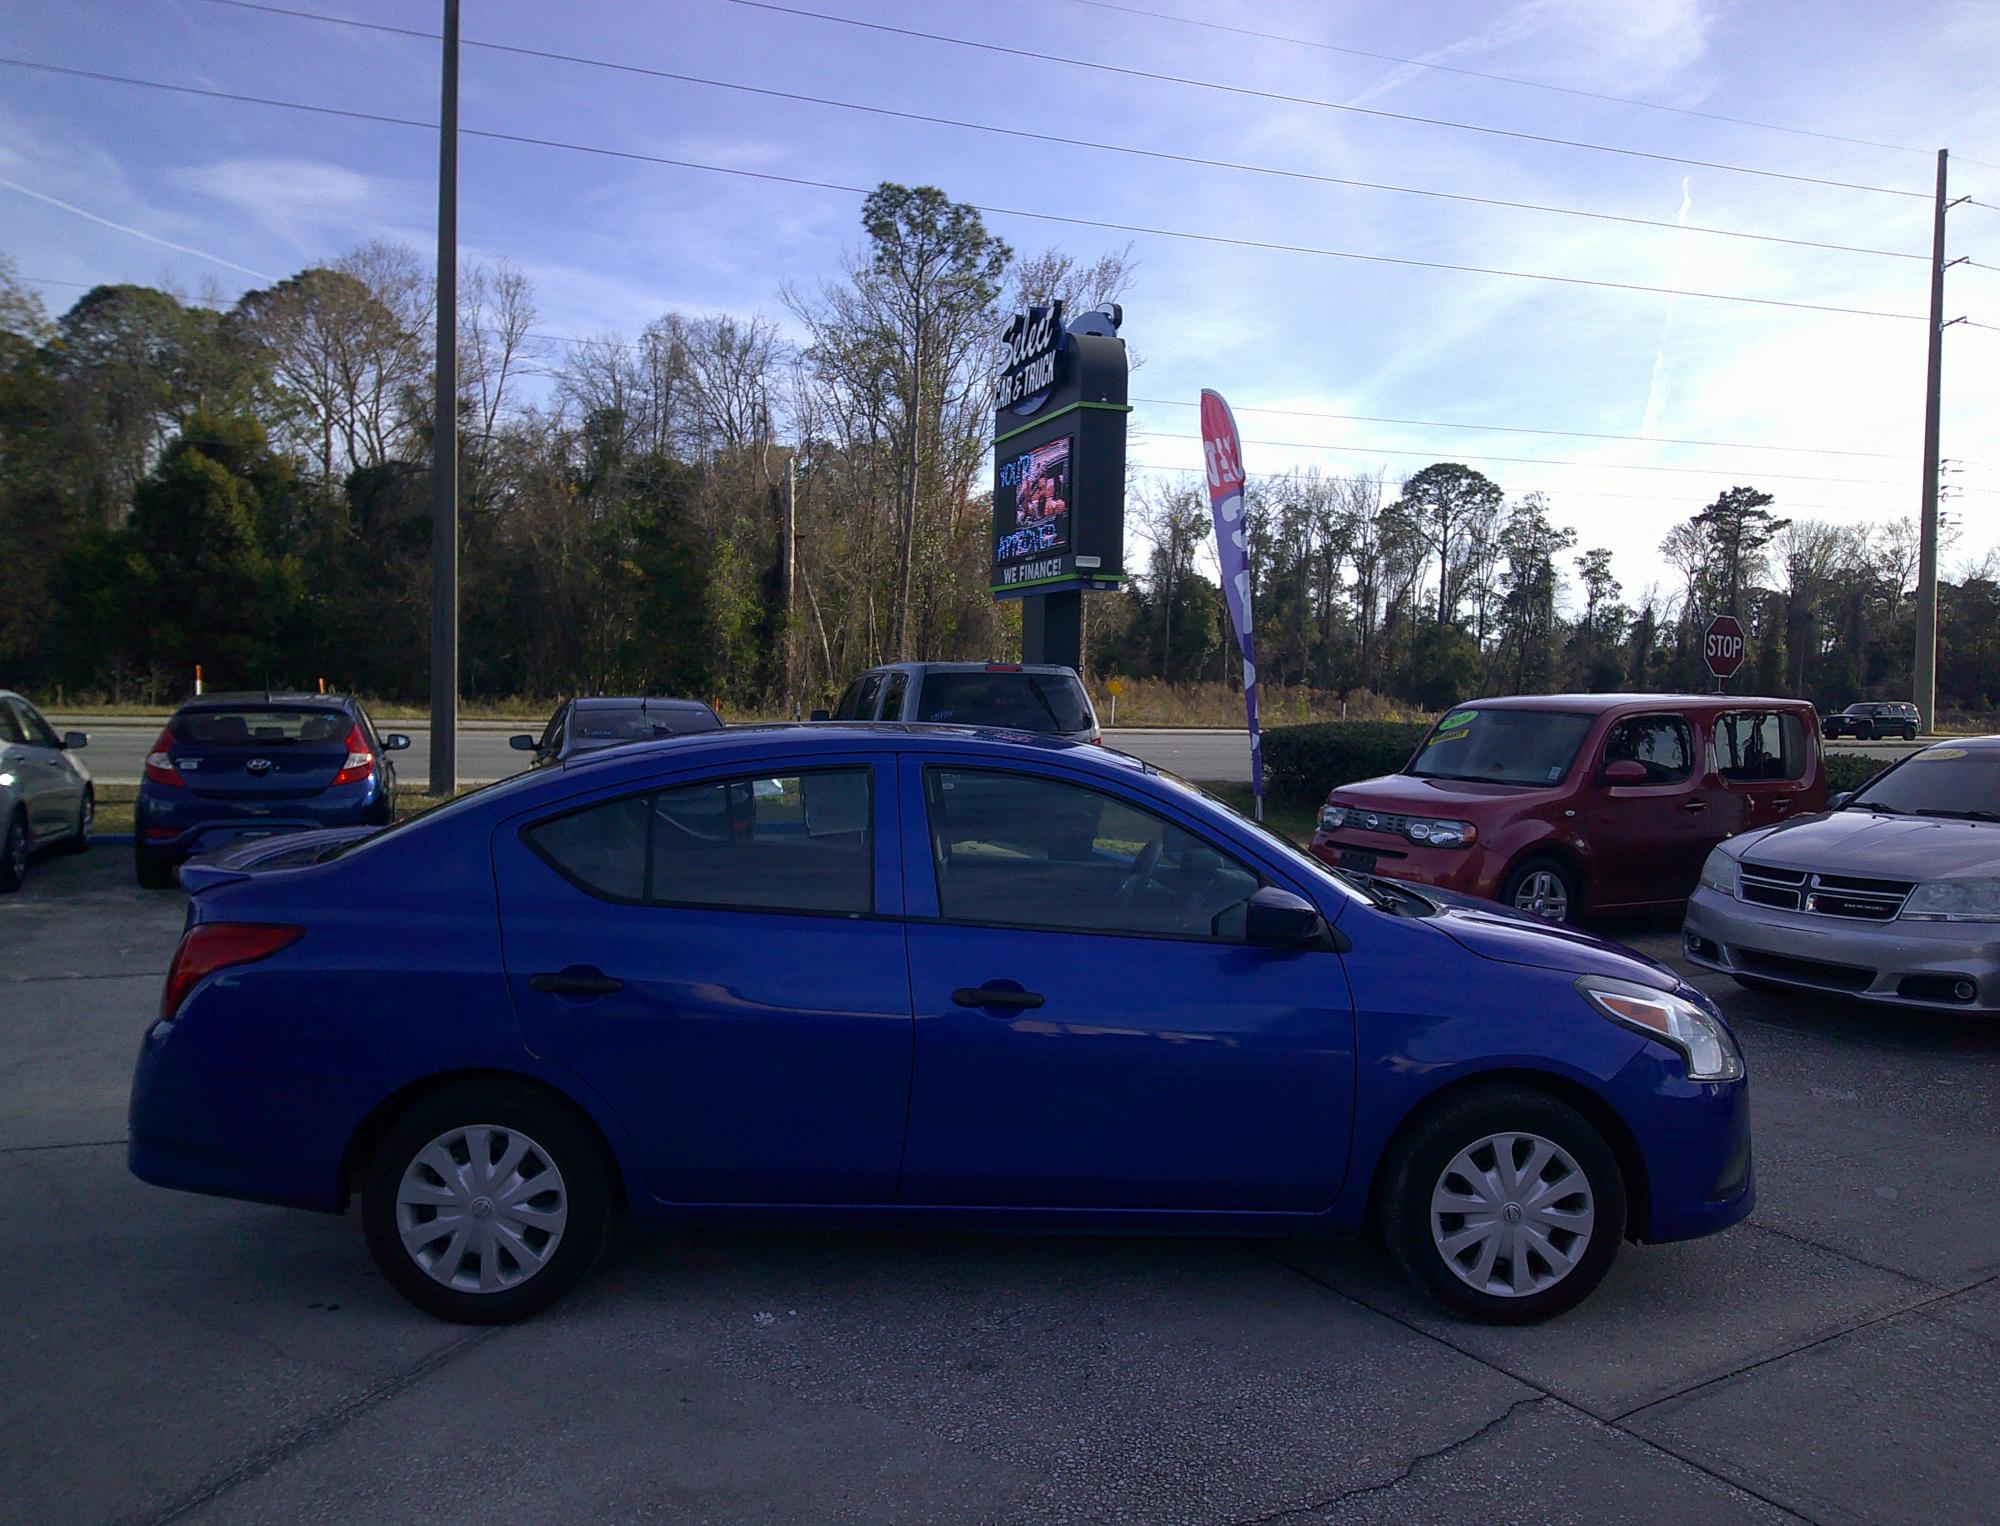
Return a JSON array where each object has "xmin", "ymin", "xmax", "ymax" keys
[
  {"xmin": 915, "ymin": 671, "xmax": 1091, "ymax": 733},
  {"xmin": 171, "ymin": 707, "xmax": 348, "ymax": 746},
  {"xmin": 572, "ymin": 706, "xmax": 717, "ymax": 742},
  {"xmin": 1405, "ymin": 708, "xmax": 1594, "ymax": 787},
  {"xmin": 1848, "ymin": 746, "xmax": 2000, "ymax": 820}
]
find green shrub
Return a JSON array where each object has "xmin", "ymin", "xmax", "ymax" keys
[
  {"xmin": 1824, "ymin": 752, "xmax": 1893, "ymax": 796},
  {"xmin": 1262, "ymin": 721, "xmax": 1434, "ymax": 802}
]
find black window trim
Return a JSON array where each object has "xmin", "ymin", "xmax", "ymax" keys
[
  {"xmin": 1597, "ymin": 711, "xmax": 1696, "ymax": 787},
  {"xmin": 520, "ymin": 762, "xmax": 881, "ymax": 920},
  {"xmin": 916, "ymin": 760, "xmax": 1285, "ymax": 948}
]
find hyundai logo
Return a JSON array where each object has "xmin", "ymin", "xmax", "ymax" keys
[{"xmin": 245, "ymin": 758, "xmax": 273, "ymax": 774}]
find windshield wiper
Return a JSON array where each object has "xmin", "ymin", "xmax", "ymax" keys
[
  {"xmin": 1915, "ymin": 807, "xmax": 2000, "ymax": 822},
  {"xmin": 1849, "ymin": 800, "xmax": 1904, "ymax": 814}
]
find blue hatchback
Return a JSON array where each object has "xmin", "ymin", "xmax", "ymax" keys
[
  {"xmin": 128, "ymin": 725, "xmax": 1751, "ymax": 1324},
  {"xmin": 134, "ymin": 693, "xmax": 409, "ymax": 888}
]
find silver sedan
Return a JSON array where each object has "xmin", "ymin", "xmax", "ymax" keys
[
  {"xmin": 1683, "ymin": 737, "xmax": 2000, "ymax": 1011},
  {"xmin": 0, "ymin": 690, "xmax": 93, "ymax": 892}
]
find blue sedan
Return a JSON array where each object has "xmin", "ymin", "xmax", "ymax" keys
[{"xmin": 128, "ymin": 725, "xmax": 1751, "ymax": 1324}]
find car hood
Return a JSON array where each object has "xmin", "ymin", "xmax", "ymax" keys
[
  {"xmin": 1327, "ymin": 773, "xmax": 1555, "ymax": 812},
  {"xmin": 1725, "ymin": 810, "xmax": 2000, "ymax": 879},
  {"xmin": 1421, "ymin": 891, "xmax": 1679, "ymax": 991}
]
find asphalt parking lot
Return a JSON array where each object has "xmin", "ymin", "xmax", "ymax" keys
[{"xmin": 5, "ymin": 851, "xmax": 1996, "ymax": 1525}]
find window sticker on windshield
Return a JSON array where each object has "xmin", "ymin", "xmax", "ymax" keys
[
  {"xmin": 1913, "ymin": 747, "xmax": 1967, "ymax": 760},
  {"xmin": 1548, "ymin": 765, "xmax": 1563, "ymax": 780},
  {"xmin": 1438, "ymin": 711, "xmax": 1478, "ymax": 732},
  {"xmin": 1430, "ymin": 727, "xmax": 1470, "ymax": 744}
]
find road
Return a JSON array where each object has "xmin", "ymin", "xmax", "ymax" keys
[
  {"xmin": 55, "ymin": 719, "xmax": 1929, "ymax": 787},
  {"xmin": 5, "ymin": 850, "xmax": 1996, "ymax": 1522}
]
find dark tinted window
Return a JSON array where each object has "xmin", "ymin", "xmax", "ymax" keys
[
  {"xmin": 915, "ymin": 671, "xmax": 1091, "ymax": 733},
  {"xmin": 829, "ymin": 680, "xmax": 864, "ymax": 721},
  {"xmin": 528, "ymin": 770, "xmax": 874, "ymax": 914},
  {"xmin": 1716, "ymin": 711, "xmax": 1807, "ymax": 782},
  {"xmin": 925, "ymin": 768, "xmax": 1261, "ymax": 939},
  {"xmin": 878, "ymin": 670, "xmax": 910, "ymax": 720},
  {"xmin": 12, "ymin": 701, "xmax": 56, "ymax": 748},
  {"xmin": 172, "ymin": 707, "xmax": 348, "ymax": 746},
  {"xmin": 1408, "ymin": 708, "xmax": 1593, "ymax": 786},
  {"xmin": 1601, "ymin": 715, "xmax": 1693, "ymax": 784},
  {"xmin": 572, "ymin": 704, "xmax": 719, "ymax": 743},
  {"xmin": 832, "ymin": 674, "xmax": 885, "ymax": 723}
]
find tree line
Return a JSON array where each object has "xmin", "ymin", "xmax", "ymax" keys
[{"xmin": 1, "ymin": 183, "xmax": 1989, "ymax": 715}]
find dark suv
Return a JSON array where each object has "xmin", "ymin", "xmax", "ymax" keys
[{"xmin": 1821, "ymin": 702, "xmax": 1920, "ymax": 740}]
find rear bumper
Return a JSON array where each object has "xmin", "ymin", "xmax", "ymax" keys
[
  {"xmin": 1308, "ymin": 832, "xmax": 1503, "ymax": 900},
  {"xmin": 136, "ymin": 792, "xmax": 384, "ymax": 863},
  {"xmin": 1684, "ymin": 886, "xmax": 2000, "ymax": 1010}
]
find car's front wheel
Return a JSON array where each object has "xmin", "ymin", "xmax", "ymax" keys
[
  {"xmin": 1378, "ymin": 1086, "xmax": 1626, "ymax": 1323},
  {"xmin": 1501, "ymin": 856, "xmax": 1579, "ymax": 925},
  {"xmin": 0, "ymin": 809, "xmax": 27, "ymax": 893},
  {"xmin": 362, "ymin": 1079, "xmax": 615, "ymax": 1324}
]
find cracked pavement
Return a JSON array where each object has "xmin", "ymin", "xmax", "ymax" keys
[{"xmin": 4, "ymin": 852, "xmax": 1994, "ymax": 1523}]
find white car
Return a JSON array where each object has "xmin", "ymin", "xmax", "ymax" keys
[{"xmin": 0, "ymin": 690, "xmax": 93, "ymax": 892}]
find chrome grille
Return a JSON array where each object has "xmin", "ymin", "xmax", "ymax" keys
[
  {"xmin": 1738, "ymin": 862, "xmax": 1912, "ymax": 921},
  {"xmin": 1338, "ymin": 810, "xmax": 1414, "ymax": 838}
]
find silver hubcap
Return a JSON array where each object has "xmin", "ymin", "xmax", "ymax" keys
[
  {"xmin": 1431, "ymin": 1131, "xmax": 1595, "ymax": 1298},
  {"xmin": 1514, "ymin": 870, "xmax": 1569, "ymax": 922},
  {"xmin": 396, "ymin": 1124, "xmax": 568, "ymax": 1294}
]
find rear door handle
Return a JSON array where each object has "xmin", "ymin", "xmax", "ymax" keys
[
  {"xmin": 529, "ymin": 971, "xmax": 625, "ymax": 996},
  {"xmin": 952, "ymin": 984, "xmax": 1045, "ymax": 1011},
  {"xmin": 1683, "ymin": 800, "xmax": 1709, "ymax": 811}
]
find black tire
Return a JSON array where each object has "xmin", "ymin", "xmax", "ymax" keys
[
  {"xmin": 0, "ymin": 809, "xmax": 26, "ymax": 893},
  {"xmin": 1903, "ymin": 724, "xmax": 1918, "ymax": 741},
  {"xmin": 134, "ymin": 844, "xmax": 175, "ymax": 890},
  {"xmin": 1855, "ymin": 722, "xmax": 1874, "ymax": 740},
  {"xmin": 1730, "ymin": 973, "xmax": 1785, "ymax": 994},
  {"xmin": 1377, "ymin": 1086, "xmax": 1627, "ymax": 1324},
  {"xmin": 362, "ymin": 1079, "xmax": 616, "ymax": 1324},
  {"xmin": 63, "ymin": 790, "xmax": 92, "ymax": 854},
  {"xmin": 1500, "ymin": 855, "xmax": 1580, "ymax": 925}
]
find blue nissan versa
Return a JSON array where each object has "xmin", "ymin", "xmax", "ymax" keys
[
  {"xmin": 134, "ymin": 693, "xmax": 409, "ymax": 888},
  {"xmin": 128, "ymin": 726, "xmax": 1751, "ymax": 1325}
]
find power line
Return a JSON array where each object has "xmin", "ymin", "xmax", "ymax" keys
[
  {"xmin": 1059, "ymin": 0, "xmax": 1941, "ymax": 158},
  {"xmin": 0, "ymin": 56, "xmax": 1925, "ymax": 321},
  {"xmin": 719, "ymin": 0, "xmax": 1932, "ymax": 200},
  {"xmin": 1126, "ymin": 429, "xmax": 1923, "ymax": 487},
  {"xmin": 179, "ymin": 0, "xmax": 1923, "ymax": 264}
]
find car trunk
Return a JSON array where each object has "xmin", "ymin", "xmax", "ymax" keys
[{"xmin": 169, "ymin": 709, "xmax": 352, "ymax": 799}]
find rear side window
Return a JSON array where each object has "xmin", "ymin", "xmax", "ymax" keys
[
  {"xmin": 526, "ymin": 769, "xmax": 873, "ymax": 915},
  {"xmin": 1716, "ymin": 712, "xmax": 1808, "ymax": 782},
  {"xmin": 172, "ymin": 707, "xmax": 348, "ymax": 746},
  {"xmin": 915, "ymin": 671, "xmax": 1091, "ymax": 733},
  {"xmin": 878, "ymin": 670, "xmax": 910, "ymax": 720},
  {"xmin": 1601, "ymin": 715, "xmax": 1693, "ymax": 784}
]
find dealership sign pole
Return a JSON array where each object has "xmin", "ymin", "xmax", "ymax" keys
[{"xmin": 1200, "ymin": 390, "xmax": 1263, "ymax": 820}]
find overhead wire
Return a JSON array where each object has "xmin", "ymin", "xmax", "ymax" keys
[{"xmin": 0, "ymin": 56, "xmax": 1927, "ymax": 322}]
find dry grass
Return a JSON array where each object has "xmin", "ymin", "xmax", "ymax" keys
[{"xmin": 1088, "ymin": 680, "xmax": 1431, "ymax": 729}]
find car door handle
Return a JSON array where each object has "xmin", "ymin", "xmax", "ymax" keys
[
  {"xmin": 1682, "ymin": 800, "xmax": 1709, "ymax": 811},
  {"xmin": 529, "ymin": 971, "xmax": 624, "ymax": 996},
  {"xmin": 952, "ymin": 984, "xmax": 1045, "ymax": 1011}
]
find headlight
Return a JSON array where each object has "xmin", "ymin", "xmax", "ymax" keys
[
  {"xmin": 1319, "ymin": 804, "xmax": 1349, "ymax": 832},
  {"xmin": 1697, "ymin": 847, "xmax": 1738, "ymax": 897},
  {"xmin": 1577, "ymin": 976, "xmax": 1744, "ymax": 1082},
  {"xmin": 1406, "ymin": 817, "xmax": 1477, "ymax": 848},
  {"xmin": 1901, "ymin": 879, "xmax": 2000, "ymax": 922}
]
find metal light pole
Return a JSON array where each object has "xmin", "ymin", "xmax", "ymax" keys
[{"xmin": 428, "ymin": 0, "xmax": 460, "ymax": 795}]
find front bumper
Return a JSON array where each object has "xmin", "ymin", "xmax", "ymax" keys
[
  {"xmin": 1308, "ymin": 831, "xmax": 1501, "ymax": 900},
  {"xmin": 1608, "ymin": 1040, "xmax": 1754, "ymax": 1243},
  {"xmin": 1684, "ymin": 885, "xmax": 2000, "ymax": 1011}
]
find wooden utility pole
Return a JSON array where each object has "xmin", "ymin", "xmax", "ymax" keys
[
  {"xmin": 428, "ymin": 0, "xmax": 460, "ymax": 795},
  {"xmin": 1912, "ymin": 150, "xmax": 1968, "ymax": 730},
  {"xmin": 781, "ymin": 454, "xmax": 798, "ymax": 716}
]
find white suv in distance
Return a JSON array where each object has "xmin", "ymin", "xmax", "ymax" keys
[{"xmin": 819, "ymin": 663, "xmax": 1101, "ymax": 745}]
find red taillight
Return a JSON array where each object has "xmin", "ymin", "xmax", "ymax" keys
[
  {"xmin": 330, "ymin": 723, "xmax": 374, "ymax": 787},
  {"xmin": 160, "ymin": 923, "xmax": 303, "ymax": 1019},
  {"xmin": 143, "ymin": 827, "xmax": 178, "ymax": 841},
  {"xmin": 143, "ymin": 727, "xmax": 185, "ymax": 788},
  {"xmin": 984, "ymin": 663, "xmax": 1023, "ymax": 672}
]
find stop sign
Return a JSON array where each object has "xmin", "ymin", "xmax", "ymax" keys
[{"xmin": 1704, "ymin": 614, "xmax": 1747, "ymax": 680}]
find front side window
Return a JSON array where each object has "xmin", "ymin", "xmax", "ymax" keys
[
  {"xmin": 925, "ymin": 768, "xmax": 1261, "ymax": 939},
  {"xmin": 1716, "ymin": 712, "xmax": 1807, "ymax": 782},
  {"xmin": 1600, "ymin": 715, "xmax": 1693, "ymax": 785},
  {"xmin": 1406, "ymin": 708, "xmax": 1594, "ymax": 787},
  {"xmin": 526, "ymin": 769, "xmax": 873, "ymax": 914},
  {"xmin": 878, "ymin": 670, "xmax": 910, "ymax": 720}
]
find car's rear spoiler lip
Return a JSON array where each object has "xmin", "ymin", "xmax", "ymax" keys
[{"xmin": 177, "ymin": 864, "xmax": 252, "ymax": 895}]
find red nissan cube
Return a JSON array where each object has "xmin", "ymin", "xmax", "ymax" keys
[{"xmin": 1308, "ymin": 694, "xmax": 1827, "ymax": 924}]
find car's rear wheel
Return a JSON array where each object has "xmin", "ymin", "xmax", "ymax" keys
[
  {"xmin": 1855, "ymin": 721, "xmax": 1874, "ymax": 740},
  {"xmin": 1378, "ymin": 1086, "xmax": 1625, "ymax": 1323},
  {"xmin": 134, "ymin": 844, "xmax": 174, "ymax": 890},
  {"xmin": 1501, "ymin": 856, "xmax": 1578, "ymax": 925},
  {"xmin": 63, "ymin": 790, "xmax": 92, "ymax": 854},
  {"xmin": 0, "ymin": 809, "xmax": 27, "ymax": 893},
  {"xmin": 1903, "ymin": 724, "xmax": 1918, "ymax": 741},
  {"xmin": 362, "ymin": 1079, "xmax": 615, "ymax": 1324}
]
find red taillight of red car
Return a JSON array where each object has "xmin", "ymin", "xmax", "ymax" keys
[
  {"xmin": 160, "ymin": 923, "xmax": 303, "ymax": 1019},
  {"xmin": 143, "ymin": 727, "xmax": 185, "ymax": 788},
  {"xmin": 329, "ymin": 724, "xmax": 374, "ymax": 787}
]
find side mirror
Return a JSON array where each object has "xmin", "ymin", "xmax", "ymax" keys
[
  {"xmin": 1602, "ymin": 759, "xmax": 1648, "ymax": 785},
  {"xmin": 62, "ymin": 731, "xmax": 89, "ymax": 750},
  {"xmin": 1828, "ymin": 791, "xmax": 1852, "ymax": 809},
  {"xmin": 383, "ymin": 733, "xmax": 411, "ymax": 752},
  {"xmin": 1245, "ymin": 886, "xmax": 1325, "ymax": 948},
  {"xmin": 810, "ymin": 708, "xmax": 831, "ymax": 722},
  {"xmin": 509, "ymin": 734, "xmax": 538, "ymax": 751}
]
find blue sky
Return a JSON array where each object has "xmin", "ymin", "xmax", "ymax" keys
[{"xmin": 3, "ymin": 0, "xmax": 1998, "ymax": 608}]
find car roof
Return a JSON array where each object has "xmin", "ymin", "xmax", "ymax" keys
[
  {"xmin": 560, "ymin": 721, "xmax": 1138, "ymax": 776},
  {"xmin": 173, "ymin": 692, "xmax": 354, "ymax": 711},
  {"xmin": 571, "ymin": 696, "xmax": 715, "ymax": 711},
  {"xmin": 1454, "ymin": 692, "xmax": 1812, "ymax": 715},
  {"xmin": 862, "ymin": 662, "xmax": 1080, "ymax": 677}
]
